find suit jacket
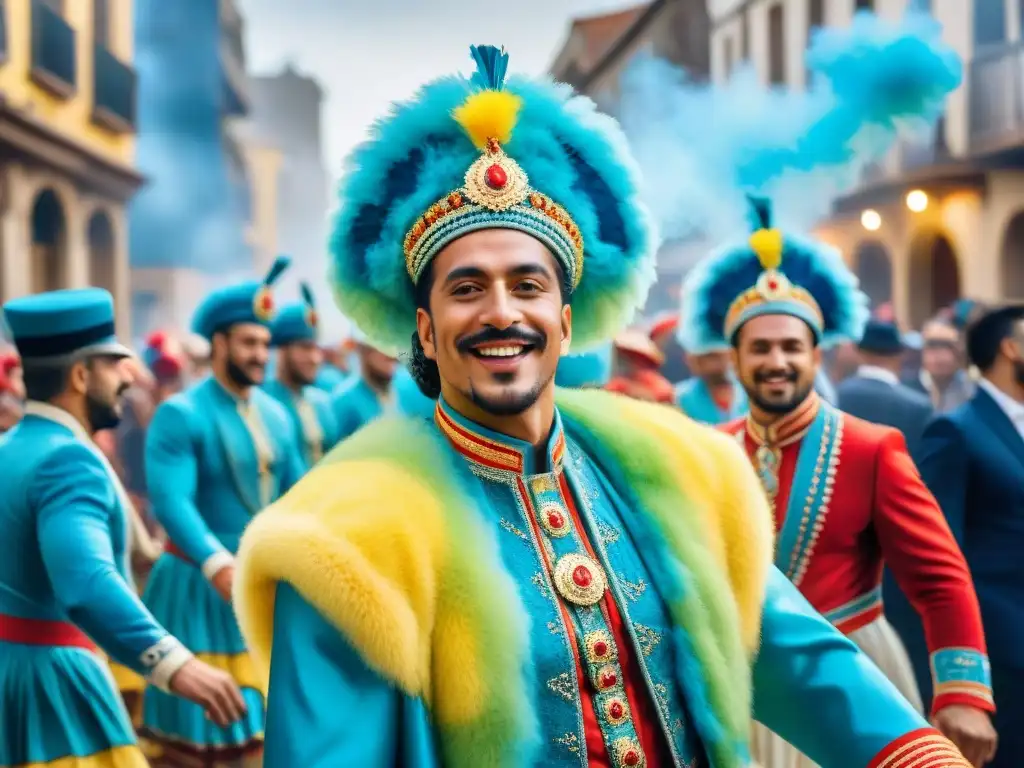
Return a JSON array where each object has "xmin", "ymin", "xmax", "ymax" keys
[
  {"xmin": 918, "ymin": 387, "xmax": 1024, "ymax": 669},
  {"xmin": 837, "ymin": 373, "xmax": 934, "ymax": 459}
]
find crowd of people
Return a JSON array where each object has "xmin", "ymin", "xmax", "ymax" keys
[{"xmin": 0, "ymin": 27, "xmax": 1022, "ymax": 768}]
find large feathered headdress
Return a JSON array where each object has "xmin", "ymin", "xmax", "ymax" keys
[{"xmin": 329, "ymin": 45, "xmax": 657, "ymax": 354}]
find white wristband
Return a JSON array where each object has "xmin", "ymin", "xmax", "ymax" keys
[
  {"xmin": 140, "ymin": 636, "xmax": 194, "ymax": 692},
  {"xmin": 201, "ymin": 551, "xmax": 235, "ymax": 581}
]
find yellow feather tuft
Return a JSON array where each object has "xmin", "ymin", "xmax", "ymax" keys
[
  {"xmin": 452, "ymin": 90, "xmax": 523, "ymax": 149},
  {"xmin": 748, "ymin": 228, "xmax": 784, "ymax": 271}
]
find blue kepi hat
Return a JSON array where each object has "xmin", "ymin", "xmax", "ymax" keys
[
  {"xmin": 270, "ymin": 282, "xmax": 318, "ymax": 347},
  {"xmin": 3, "ymin": 287, "xmax": 132, "ymax": 366},
  {"xmin": 192, "ymin": 255, "xmax": 291, "ymax": 341}
]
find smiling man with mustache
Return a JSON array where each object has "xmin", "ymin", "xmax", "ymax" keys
[
  {"xmin": 681, "ymin": 197, "xmax": 997, "ymax": 768},
  {"xmin": 233, "ymin": 46, "xmax": 981, "ymax": 768}
]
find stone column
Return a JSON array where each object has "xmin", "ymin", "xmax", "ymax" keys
[
  {"xmin": 0, "ymin": 164, "xmax": 32, "ymax": 300},
  {"xmin": 109, "ymin": 205, "xmax": 132, "ymax": 339}
]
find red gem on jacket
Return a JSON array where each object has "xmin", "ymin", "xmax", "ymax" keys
[
  {"xmin": 599, "ymin": 669, "xmax": 617, "ymax": 689},
  {"xmin": 572, "ymin": 565, "xmax": 593, "ymax": 588},
  {"xmin": 547, "ymin": 510, "xmax": 565, "ymax": 530},
  {"xmin": 486, "ymin": 164, "xmax": 508, "ymax": 189}
]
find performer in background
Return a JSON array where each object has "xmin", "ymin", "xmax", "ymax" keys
[
  {"xmin": 330, "ymin": 328, "xmax": 399, "ymax": 439},
  {"xmin": 679, "ymin": 197, "xmax": 997, "ymax": 768},
  {"xmin": 554, "ymin": 345, "xmax": 613, "ymax": 389},
  {"xmin": 141, "ymin": 258, "xmax": 304, "ymax": 767},
  {"xmin": 0, "ymin": 288, "xmax": 245, "ymax": 768},
  {"xmin": 919, "ymin": 304, "xmax": 1024, "ymax": 768},
  {"xmin": 674, "ymin": 344, "xmax": 747, "ymax": 425},
  {"xmin": 264, "ymin": 282, "xmax": 340, "ymax": 470},
  {"xmin": 234, "ymin": 45, "xmax": 975, "ymax": 768}
]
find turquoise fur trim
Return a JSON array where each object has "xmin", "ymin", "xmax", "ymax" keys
[
  {"xmin": 679, "ymin": 228, "xmax": 868, "ymax": 353},
  {"xmin": 728, "ymin": 301, "xmax": 824, "ymax": 342},
  {"xmin": 556, "ymin": 389, "xmax": 751, "ymax": 768},
  {"xmin": 930, "ymin": 648, "xmax": 991, "ymax": 688},
  {"xmin": 328, "ymin": 48, "xmax": 658, "ymax": 355},
  {"xmin": 775, "ymin": 403, "xmax": 841, "ymax": 582},
  {"xmin": 318, "ymin": 418, "xmax": 540, "ymax": 768}
]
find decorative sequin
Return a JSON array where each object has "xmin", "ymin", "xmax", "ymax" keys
[
  {"xmin": 635, "ymin": 624, "xmax": 662, "ymax": 657},
  {"xmin": 499, "ymin": 518, "xmax": 528, "ymax": 541},
  {"xmin": 547, "ymin": 672, "xmax": 576, "ymax": 704},
  {"xmin": 554, "ymin": 732, "xmax": 581, "ymax": 755},
  {"xmin": 585, "ymin": 630, "xmax": 616, "ymax": 664},
  {"xmin": 539, "ymin": 503, "xmax": 572, "ymax": 538},
  {"xmin": 611, "ymin": 736, "xmax": 646, "ymax": 767},
  {"xmin": 618, "ymin": 577, "xmax": 647, "ymax": 602},
  {"xmin": 553, "ymin": 553, "xmax": 607, "ymax": 606}
]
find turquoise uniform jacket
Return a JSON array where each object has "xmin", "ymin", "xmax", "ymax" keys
[
  {"xmin": 331, "ymin": 376, "xmax": 390, "ymax": 440},
  {"xmin": 263, "ymin": 379, "xmax": 341, "ymax": 471},
  {"xmin": 0, "ymin": 403, "xmax": 176, "ymax": 675},
  {"xmin": 146, "ymin": 377, "xmax": 305, "ymax": 566}
]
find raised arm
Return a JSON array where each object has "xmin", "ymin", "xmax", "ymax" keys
[
  {"xmin": 871, "ymin": 428, "xmax": 992, "ymax": 715},
  {"xmin": 753, "ymin": 567, "xmax": 971, "ymax": 768},
  {"xmin": 33, "ymin": 443, "xmax": 192, "ymax": 688},
  {"xmin": 264, "ymin": 582, "xmax": 437, "ymax": 767},
  {"xmin": 145, "ymin": 399, "xmax": 232, "ymax": 578}
]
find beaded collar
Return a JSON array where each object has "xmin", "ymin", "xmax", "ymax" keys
[{"xmin": 434, "ymin": 397, "xmax": 565, "ymax": 476}]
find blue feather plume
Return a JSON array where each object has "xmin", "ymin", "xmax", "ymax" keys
[
  {"xmin": 469, "ymin": 45, "xmax": 508, "ymax": 91},
  {"xmin": 263, "ymin": 255, "xmax": 291, "ymax": 286},
  {"xmin": 299, "ymin": 281, "xmax": 315, "ymax": 309}
]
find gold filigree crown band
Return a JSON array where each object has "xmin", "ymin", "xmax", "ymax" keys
[
  {"xmin": 723, "ymin": 269, "xmax": 825, "ymax": 340},
  {"xmin": 403, "ymin": 138, "xmax": 584, "ymax": 287}
]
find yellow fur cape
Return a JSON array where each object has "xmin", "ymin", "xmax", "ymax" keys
[{"xmin": 234, "ymin": 389, "xmax": 773, "ymax": 768}]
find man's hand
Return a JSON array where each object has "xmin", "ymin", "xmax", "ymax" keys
[
  {"xmin": 211, "ymin": 564, "xmax": 235, "ymax": 603},
  {"xmin": 168, "ymin": 658, "xmax": 248, "ymax": 727},
  {"xmin": 933, "ymin": 704, "xmax": 998, "ymax": 767}
]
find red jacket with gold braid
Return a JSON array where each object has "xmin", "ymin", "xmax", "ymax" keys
[{"xmin": 721, "ymin": 392, "xmax": 994, "ymax": 716}]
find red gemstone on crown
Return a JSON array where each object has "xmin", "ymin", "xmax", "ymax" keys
[
  {"xmin": 593, "ymin": 640, "xmax": 609, "ymax": 657},
  {"xmin": 486, "ymin": 164, "xmax": 508, "ymax": 189},
  {"xmin": 572, "ymin": 565, "xmax": 593, "ymax": 588},
  {"xmin": 600, "ymin": 670, "xmax": 617, "ymax": 689},
  {"xmin": 623, "ymin": 749, "xmax": 641, "ymax": 766},
  {"xmin": 609, "ymin": 701, "xmax": 624, "ymax": 719},
  {"xmin": 767, "ymin": 279, "xmax": 778, "ymax": 290},
  {"xmin": 547, "ymin": 510, "xmax": 565, "ymax": 529}
]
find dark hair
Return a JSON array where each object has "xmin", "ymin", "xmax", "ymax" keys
[
  {"xmin": 407, "ymin": 251, "xmax": 571, "ymax": 399},
  {"xmin": 22, "ymin": 363, "xmax": 73, "ymax": 402},
  {"xmin": 966, "ymin": 304, "xmax": 1024, "ymax": 372}
]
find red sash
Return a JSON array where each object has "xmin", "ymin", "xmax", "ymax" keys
[
  {"xmin": 164, "ymin": 541, "xmax": 193, "ymax": 565},
  {"xmin": 0, "ymin": 613, "xmax": 96, "ymax": 651}
]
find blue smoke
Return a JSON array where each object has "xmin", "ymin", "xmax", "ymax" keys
[{"xmin": 616, "ymin": 10, "xmax": 962, "ymax": 243}]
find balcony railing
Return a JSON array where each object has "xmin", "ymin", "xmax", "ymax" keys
[
  {"xmin": 92, "ymin": 42, "xmax": 136, "ymax": 132},
  {"xmin": 968, "ymin": 42, "xmax": 1024, "ymax": 154},
  {"xmin": 30, "ymin": 0, "xmax": 76, "ymax": 97}
]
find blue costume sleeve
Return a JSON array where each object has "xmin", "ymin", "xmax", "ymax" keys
[
  {"xmin": 753, "ymin": 567, "xmax": 933, "ymax": 768},
  {"xmin": 916, "ymin": 416, "xmax": 968, "ymax": 545},
  {"xmin": 278, "ymin": 417, "xmax": 306, "ymax": 493},
  {"xmin": 33, "ymin": 443, "xmax": 169, "ymax": 674},
  {"xmin": 264, "ymin": 583, "xmax": 438, "ymax": 767},
  {"xmin": 146, "ymin": 399, "xmax": 227, "ymax": 566}
]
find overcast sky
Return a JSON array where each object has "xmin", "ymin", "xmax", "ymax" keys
[{"xmin": 237, "ymin": 0, "xmax": 638, "ymax": 179}]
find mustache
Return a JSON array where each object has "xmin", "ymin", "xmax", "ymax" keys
[
  {"xmin": 753, "ymin": 368, "xmax": 799, "ymax": 383},
  {"xmin": 456, "ymin": 326, "xmax": 546, "ymax": 354}
]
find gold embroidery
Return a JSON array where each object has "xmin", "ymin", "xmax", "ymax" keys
[
  {"xmin": 499, "ymin": 518, "xmax": 528, "ymax": 541},
  {"xmin": 531, "ymin": 572, "xmax": 550, "ymax": 599},
  {"xmin": 604, "ymin": 696, "xmax": 631, "ymax": 726},
  {"xmin": 611, "ymin": 736, "xmax": 646, "ymax": 767},
  {"xmin": 792, "ymin": 416, "xmax": 843, "ymax": 587},
  {"xmin": 539, "ymin": 503, "xmax": 572, "ymax": 538},
  {"xmin": 553, "ymin": 732, "xmax": 581, "ymax": 755},
  {"xmin": 547, "ymin": 621, "xmax": 563, "ymax": 635},
  {"xmin": 634, "ymin": 624, "xmax": 662, "ymax": 657},
  {"xmin": 584, "ymin": 630, "xmax": 616, "ymax": 664},
  {"xmin": 618, "ymin": 577, "xmax": 647, "ymax": 602},
  {"xmin": 238, "ymin": 402, "xmax": 276, "ymax": 508},
  {"xmin": 597, "ymin": 521, "xmax": 620, "ymax": 545},
  {"xmin": 435, "ymin": 408, "xmax": 523, "ymax": 472},
  {"xmin": 546, "ymin": 672, "xmax": 575, "ymax": 704},
  {"xmin": 530, "ymin": 474, "xmax": 558, "ymax": 494}
]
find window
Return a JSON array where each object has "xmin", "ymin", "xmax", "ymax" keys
[
  {"xmin": 768, "ymin": 3, "xmax": 785, "ymax": 85},
  {"xmin": 975, "ymin": 0, "xmax": 1007, "ymax": 47},
  {"xmin": 808, "ymin": 0, "xmax": 824, "ymax": 33},
  {"xmin": 854, "ymin": 0, "xmax": 874, "ymax": 10},
  {"xmin": 93, "ymin": 0, "xmax": 110, "ymax": 47}
]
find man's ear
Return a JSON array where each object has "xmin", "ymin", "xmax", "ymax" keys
[
  {"xmin": 68, "ymin": 360, "xmax": 89, "ymax": 396},
  {"xmin": 416, "ymin": 308, "xmax": 437, "ymax": 361},
  {"xmin": 559, "ymin": 304, "xmax": 572, "ymax": 356}
]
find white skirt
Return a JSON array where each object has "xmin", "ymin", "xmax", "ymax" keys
[{"xmin": 750, "ymin": 615, "xmax": 924, "ymax": 768}]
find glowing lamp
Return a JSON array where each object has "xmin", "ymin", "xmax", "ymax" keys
[
  {"xmin": 906, "ymin": 189, "xmax": 928, "ymax": 212},
  {"xmin": 861, "ymin": 209, "xmax": 882, "ymax": 231}
]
